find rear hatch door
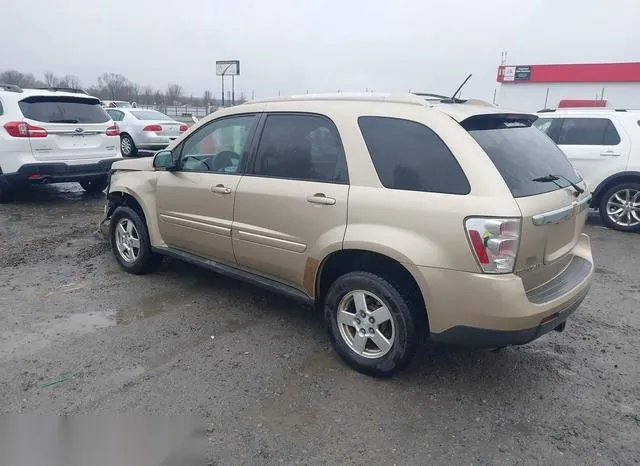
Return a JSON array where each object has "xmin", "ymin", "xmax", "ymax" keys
[
  {"xmin": 19, "ymin": 95, "xmax": 114, "ymax": 161},
  {"xmin": 463, "ymin": 114, "xmax": 590, "ymax": 290}
]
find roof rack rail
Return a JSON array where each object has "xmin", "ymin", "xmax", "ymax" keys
[
  {"xmin": 31, "ymin": 86, "xmax": 89, "ymax": 95},
  {"xmin": 538, "ymin": 107, "xmax": 629, "ymax": 112},
  {"xmin": 0, "ymin": 83, "xmax": 23, "ymax": 93}
]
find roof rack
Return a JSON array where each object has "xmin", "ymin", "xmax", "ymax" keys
[
  {"xmin": 538, "ymin": 107, "xmax": 629, "ymax": 113},
  {"xmin": 30, "ymin": 86, "xmax": 89, "ymax": 95},
  {"xmin": 250, "ymin": 92, "xmax": 428, "ymax": 106},
  {"xmin": 0, "ymin": 83, "xmax": 23, "ymax": 93}
]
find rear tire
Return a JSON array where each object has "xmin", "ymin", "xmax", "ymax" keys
[
  {"xmin": 80, "ymin": 177, "xmax": 108, "ymax": 193},
  {"xmin": 110, "ymin": 206, "xmax": 162, "ymax": 274},
  {"xmin": 120, "ymin": 134, "xmax": 137, "ymax": 157},
  {"xmin": 598, "ymin": 182, "xmax": 640, "ymax": 232},
  {"xmin": 324, "ymin": 271, "xmax": 425, "ymax": 377}
]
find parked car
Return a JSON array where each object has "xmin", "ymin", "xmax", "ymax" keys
[
  {"xmin": 105, "ymin": 108, "xmax": 187, "ymax": 156},
  {"xmin": 102, "ymin": 100, "xmax": 136, "ymax": 108},
  {"xmin": 104, "ymin": 93, "xmax": 593, "ymax": 377},
  {"xmin": 534, "ymin": 108, "xmax": 640, "ymax": 232},
  {"xmin": 0, "ymin": 83, "xmax": 121, "ymax": 201}
]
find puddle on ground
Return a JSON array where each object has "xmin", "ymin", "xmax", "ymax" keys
[
  {"xmin": 114, "ymin": 292, "xmax": 179, "ymax": 325},
  {"xmin": 0, "ymin": 310, "xmax": 117, "ymax": 360}
]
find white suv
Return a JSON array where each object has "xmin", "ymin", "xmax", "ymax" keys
[
  {"xmin": 534, "ymin": 108, "xmax": 640, "ymax": 232},
  {"xmin": 0, "ymin": 84, "xmax": 122, "ymax": 201}
]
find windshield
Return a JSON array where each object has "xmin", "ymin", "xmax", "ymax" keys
[
  {"xmin": 19, "ymin": 96, "xmax": 110, "ymax": 124},
  {"xmin": 463, "ymin": 115, "xmax": 581, "ymax": 198},
  {"xmin": 129, "ymin": 110, "xmax": 174, "ymax": 121}
]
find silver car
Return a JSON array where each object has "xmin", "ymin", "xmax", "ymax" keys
[{"xmin": 105, "ymin": 108, "xmax": 187, "ymax": 156}]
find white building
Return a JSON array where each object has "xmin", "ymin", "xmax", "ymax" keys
[{"xmin": 495, "ymin": 62, "xmax": 640, "ymax": 112}]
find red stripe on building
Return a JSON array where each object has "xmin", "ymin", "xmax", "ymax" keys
[{"xmin": 497, "ymin": 62, "xmax": 640, "ymax": 83}]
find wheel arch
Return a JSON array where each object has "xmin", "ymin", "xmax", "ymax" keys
[
  {"xmin": 591, "ymin": 171, "xmax": 640, "ymax": 208},
  {"xmin": 314, "ymin": 249, "xmax": 429, "ymax": 331}
]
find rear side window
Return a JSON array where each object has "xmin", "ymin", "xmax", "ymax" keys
[
  {"xmin": 358, "ymin": 116, "xmax": 470, "ymax": 194},
  {"xmin": 253, "ymin": 113, "xmax": 348, "ymax": 183},
  {"xmin": 0, "ymin": 100, "xmax": 4, "ymax": 115},
  {"xmin": 18, "ymin": 96, "xmax": 110, "ymax": 124},
  {"xmin": 554, "ymin": 118, "xmax": 620, "ymax": 145},
  {"xmin": 465, "ymin": 116, "xmax": 581, "ymax": 198}
]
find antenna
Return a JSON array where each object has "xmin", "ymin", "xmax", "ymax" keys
[{"xmin": 449, "ymin": 74, "xmax": 472, "ymax": 102}]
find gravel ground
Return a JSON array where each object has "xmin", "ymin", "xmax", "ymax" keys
[{"xmin": 0, "ymin": 183, "xmax": 639, "ymax": 465}]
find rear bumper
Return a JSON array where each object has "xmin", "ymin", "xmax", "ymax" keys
[
  {"xmin": 136, "ymin": 143, "xmax": 171, "ymax": 151},
  {"xmin": 420, "ymin": 233, "xmax": 594, "ymax": 347},
  {"xmin": 431, "ymin": 286, "xmax": 588, "ymax": 347},
  {"xmin": 0, "ymin": 159, "xmax": 121, "ymax": 185}
]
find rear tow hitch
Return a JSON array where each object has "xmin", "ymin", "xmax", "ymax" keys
[{"xmin": 554, "ymin": 322, "xmax": 566, "ymax": 333}]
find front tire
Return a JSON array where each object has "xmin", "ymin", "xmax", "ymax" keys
[
  {"xmin": 120, "ymin": 134, "xmax": 138, "ymax": 157},
  {"xmin": 110, "ymin": 206, "xmax": 162, "ymax": 274},
  {"xmin": 80, "ymin": 177, "xmax": 108, "ymax": 193},
  {"xmin": 324, "ymin": 271, "xmax": 425, "ymax": 377},
  {"xmin": 599, "ymin": 182, "xmax": 640, "ymax": 232}
]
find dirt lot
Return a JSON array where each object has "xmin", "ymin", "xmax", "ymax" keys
[{"xmin": 0, "ymin": 183, "xmax": 639, "ymax": 465}]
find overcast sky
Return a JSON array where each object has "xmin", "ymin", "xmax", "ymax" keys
[{"xmin": 1, "ymin": 0, "xmax": 638, "ymax": 101}]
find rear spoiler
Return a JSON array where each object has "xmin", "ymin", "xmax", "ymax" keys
[{"xmin": 461, "ymin": 113, "xmax": 539, "ymax": 131}]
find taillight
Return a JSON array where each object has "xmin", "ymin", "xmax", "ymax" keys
[
  {"xmin": 179, "ymin": 124, "xmax": 188, "ymax": 132},
  {"xmin": 106, "ymin": 125, "xmax": 119, "ymax": 136},
  {"xmin": 465, "ymin": 218, "xmax": 521, "ymax": 274},
  {"xmin": 3, "ymin": 121, "xmax": 47, "ymax": 138},
  {"xmin": 143, "ymin": 124, "xmax": 163, "ymax": 132}
]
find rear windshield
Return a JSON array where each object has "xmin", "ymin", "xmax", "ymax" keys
[
  {"xmin": 463, "ymin": 115, "xmax": 581, "ymax": 198},
  {"xmin": 129, "ymin": 110, "xmax": 173, "ymax": 121},
  {"xmin": 19, "ymin": 96, "xmax": 109, "ymax": 124}
]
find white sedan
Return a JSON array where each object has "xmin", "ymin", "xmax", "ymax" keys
[{"xmin": 105, "ymin": 108, "xmax": 187, "ymax": 156}]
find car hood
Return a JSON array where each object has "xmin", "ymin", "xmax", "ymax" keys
[{"xmin": 112, "ymin": 157, "xmax": 154, "ymax": 171}]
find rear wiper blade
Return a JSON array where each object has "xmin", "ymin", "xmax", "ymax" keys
[
  {"xmin": 532, "ymin": 174, "xmax": 584, "ymax": 196},
  {"xmin": 49, "ymin": 119, "xmax": 79, "ymax": 123}
]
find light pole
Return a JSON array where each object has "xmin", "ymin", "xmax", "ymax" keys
[{"xmin": 220, "ymin": 63, "xmax": 233, "ymax": 107}]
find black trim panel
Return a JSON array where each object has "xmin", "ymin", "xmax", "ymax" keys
[
  {"xmin": 3, "ymin": 159, "xmax": 120, "ymax": 184},
  {"xmin": 151, "ymin": 246, "xmax": 314, "ymax": 306},
  {"xmin": 430, "ymin": 287, "xmax": 589, "ymax": 347}
]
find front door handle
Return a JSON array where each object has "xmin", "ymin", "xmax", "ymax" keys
[
  {"xmin": 211, "ymin": 184, "xmax": 232, "ymax": 194},
  {"xmin": 307, "ymin": 193, "xmax": 336, "ymax": 205},
  {"xmin": 600, "ymin": 151, "xmax": 621, "ymax": 157}
]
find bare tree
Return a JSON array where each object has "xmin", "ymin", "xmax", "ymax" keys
[
  {"xmin": 202, "ymin": 90, "xmax": 212, "ymax": 106},
  {"xmin": 154, "ymin": 90, "xmax": 163, "ymax": 106},
  {"xmin": 166, "ymin": 83, "xmax": 183, "ymax": 104},
  {"xmin": 57, "ymin": 74, "xmax": 82, "ymax": 89},
  {"xmin": 0, "ymin": 70, "xmax": 43, "ymax": 88},
  {"xmin": 97, "ymin": 73, "xmax": 129, "ymax": 100},
  {"xmin": 44, "ymin": 71, "xmax": 58, "ymax": 87},
  {"xmin": 142, "ymin": 86, "xmax": 154, "ymax": 105}
]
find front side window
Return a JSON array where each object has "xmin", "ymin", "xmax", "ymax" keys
[
  {"xmin": 554, "ymin": 117, "xmax": 621, "ymax": 146},
  {"xmin": 179, "ymin": 114, "xmax": 256, "ymax": 173},
  {"xmin": 358, "ymin": 116, "xmax": 470, "ymax": 194},
  {"xmin": 253, "ymin": 113, "xmax": 348, "ymax": 183}
]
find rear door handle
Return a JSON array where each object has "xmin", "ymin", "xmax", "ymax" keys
[
  {"xmin": 211, "ymin": 184, "xmax": 232, "ymax": 194},
  {"xmin": 600, "ymin": 151, "xmax": 621, "ymax": 157},
  {"xmin": 307, "ymin": 193, "xmax": 336, "ymax": 205}
]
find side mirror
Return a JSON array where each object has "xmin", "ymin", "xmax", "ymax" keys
[{"xmin": 153, "ymin": 150, "xmax": 176, "ymax": 170}]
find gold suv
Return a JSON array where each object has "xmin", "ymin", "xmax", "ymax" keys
[{"xmin": 104, "ymin": 93, "xmax": 594, "ymax": 377}]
